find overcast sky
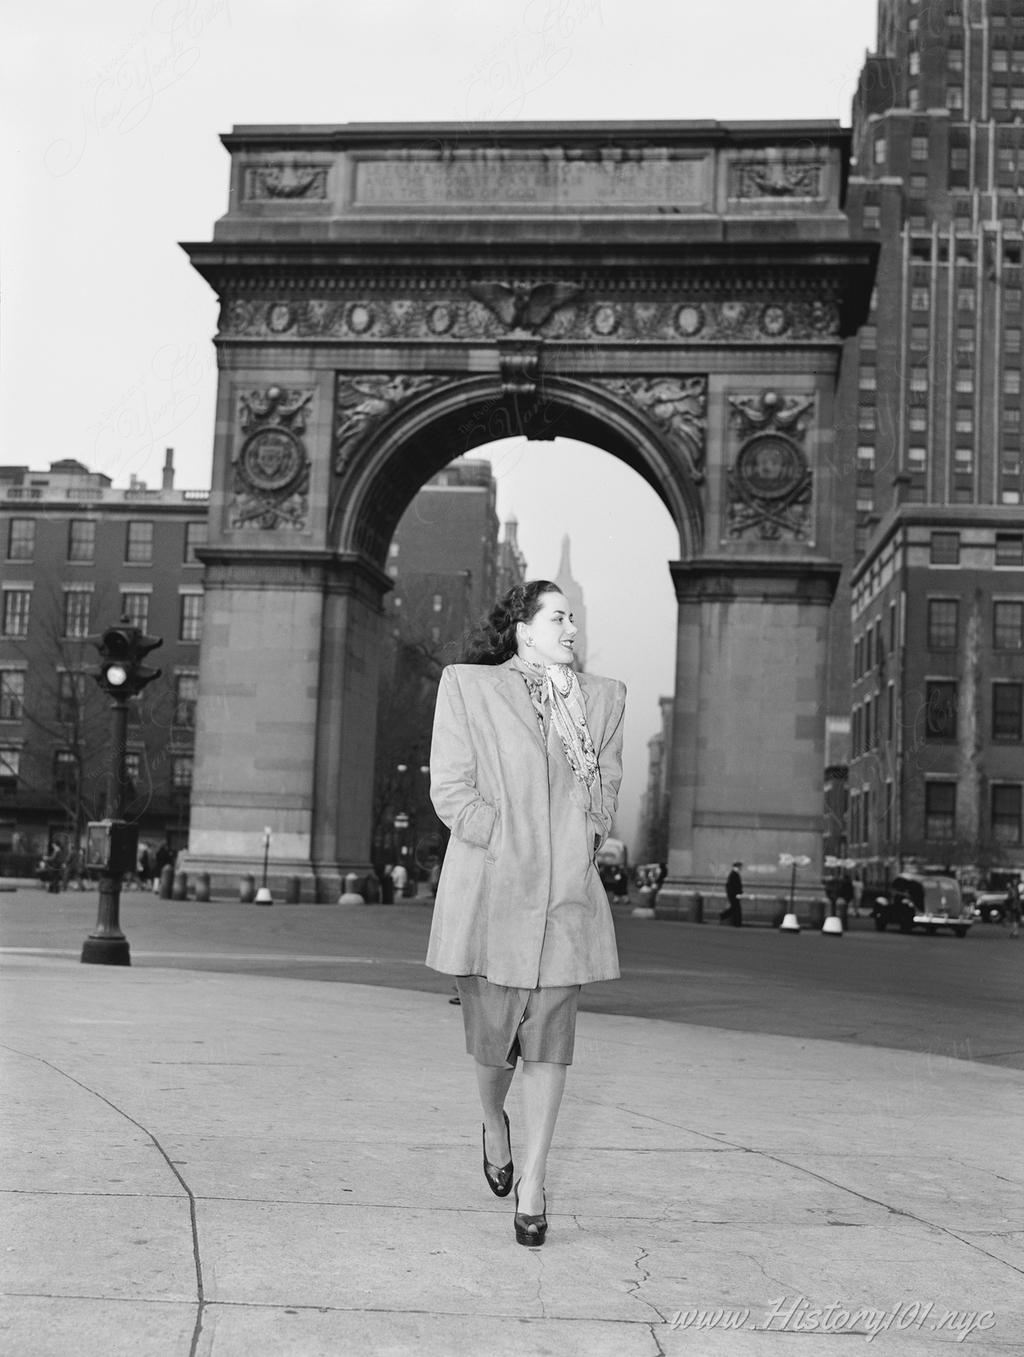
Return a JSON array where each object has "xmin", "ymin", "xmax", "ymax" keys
[{"xmin": 3, "ymin": 0, "xmax": 878, "ymax": 852}]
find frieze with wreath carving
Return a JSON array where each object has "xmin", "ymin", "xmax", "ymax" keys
[
  {"xmin": 725, "ymin": 390, "xmax": 815, "ymax": 542},
  {"xmin": 218, "ymin": 292, "xmax": 840, "ymax": 344},
  {"xmin": 231, "ymin": 386, "xmax": 313, "ymax": 530},
  {"xmin": 243, "ymin": 164, "xmax": 329, "ymax": 200},
  {"xmin": 728, "ymin": 159, "xmax": 824, "ymax": 200},
  {"xmin": 600, "ymin": 376, "xmax": 707, "ymax": 484}
]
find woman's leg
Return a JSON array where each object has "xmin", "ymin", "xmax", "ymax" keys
[
  {"xmin": 516, "ymin": 1060, "xmax": 567, "ymax": 1215},
  {"xmin": 475, "ymin": 1060, "xmax": 514, "ymax": 1166}
]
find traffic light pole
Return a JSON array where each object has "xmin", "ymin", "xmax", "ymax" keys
[{"xmin": 81, "ymin": 694, "xmax": 131, "ymax": 966}]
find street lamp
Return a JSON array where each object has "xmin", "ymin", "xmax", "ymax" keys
[
  {"xmin": 81, "ymin": 619, "xmax": 163, "ymax": 966},
  {"xmin": 255, "ymin": 826, "xmax": 273, "ymax": 905}
]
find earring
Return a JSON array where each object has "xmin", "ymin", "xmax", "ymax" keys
[{"xmin": 523, "ymin": 633, "xmax": 535, "ymax": 648}]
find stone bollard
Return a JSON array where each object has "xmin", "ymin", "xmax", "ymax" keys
[
  {"xmin": 171, "ymin": 870, "xmax": 188, "ymax": 901},
  {"xmin": 159, "ymin": 865, "xmax": 174, "ymax": 899},
  {"xmin": 195, "ymin": 872, "xmax": 210, "ymax": 903},
  {"xmin": 338, "ymin": 871, "xmax": 365, "ymax": 905},
  {"xmin": 239, "ymin": 872, "xmax": 255, "ymax": 904},
  {"xmin": 285, "ymin": 875, "xmax": 301, "ymax": 905}
]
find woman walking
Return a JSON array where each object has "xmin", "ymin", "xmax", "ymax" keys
[{"xmin": 426, "ymin": 579, "xmax": 626, "ymax": 1247}]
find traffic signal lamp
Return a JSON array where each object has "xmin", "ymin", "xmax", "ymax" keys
[{"xmin": 87, "ymin": 621, "xmax": 163, "ymax": 697}]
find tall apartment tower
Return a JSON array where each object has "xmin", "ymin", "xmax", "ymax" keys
[{"xmin": 841, "ymin": 0, "xmax": 1024, "ymax": 881}]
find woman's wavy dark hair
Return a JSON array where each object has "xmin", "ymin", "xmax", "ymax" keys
[{"xmin": 460, "ymin": 579, "xmax": 562, "ymax": 665}]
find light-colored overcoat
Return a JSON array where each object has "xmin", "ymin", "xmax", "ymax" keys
[{"xmin": 426, "ymin": 660, "xmax": 626, "ymax": 988}]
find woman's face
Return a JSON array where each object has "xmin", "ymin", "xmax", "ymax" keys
[{"xmin": 519, "ymin": 591, "xmax": 578, "ymax": 666}]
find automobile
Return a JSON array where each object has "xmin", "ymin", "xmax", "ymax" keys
[
  {"xmin": 972, "ymin": 890, "xmax": 1007, "ymax": 924},
  {"xmin": 872, "ymin": 874, "xmax": 973, "ymax": 937}
]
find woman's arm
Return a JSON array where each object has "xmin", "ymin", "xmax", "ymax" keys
[
  {"xmin": 429, "ymin": 667, "xmax": 498, "ymax": 849},
  {"xmin": 590, "ymin": 681, "xmax": 627, "ymax": 845}
]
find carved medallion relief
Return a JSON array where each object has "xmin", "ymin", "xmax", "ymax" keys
[
  {"xmin": 724, "ymin": 390, "xmax": 815, "ymax": 543},
  {"xmin": 231, "ymin": 387, "xmax": 313, "ymax": 530}
]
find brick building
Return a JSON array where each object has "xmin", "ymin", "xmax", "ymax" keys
[
  {"xmin": 842, "ymin": 0, "xmax": 1024, "ymax": 881},
  {"xmin": 0, "ymin": 453, "xmax": 208, "ymax": 867}
]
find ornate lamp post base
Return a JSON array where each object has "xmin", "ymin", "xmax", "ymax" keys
[{"xmin": 81, "ymin": 874, "xmax": 131, "ymax": 965}]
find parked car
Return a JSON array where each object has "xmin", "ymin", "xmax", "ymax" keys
[
  {"xmin": 972, "ymin": 890, "xmax": 1007, "ymax": 924},
  {"xmin": 872, "ymin": 874, "xmax": 973, "ymax": 937}
]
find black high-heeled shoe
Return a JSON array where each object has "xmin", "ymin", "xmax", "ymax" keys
[
  {"xmin": 513, "ymin": 1180, "xmax": 547, "ymax": 1247},
  {"xmin": 482, "ymin": 1110, "xmax": 513, "ymax": 1197}
]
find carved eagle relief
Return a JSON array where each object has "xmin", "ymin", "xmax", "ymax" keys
[{"xmin": 467, "ymin": 281, "xmax": 583, "ymax": 333}]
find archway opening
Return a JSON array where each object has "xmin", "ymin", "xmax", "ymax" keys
[{"xmin": 371, "ymin": 434, "xmax": 679, "ymax": 889}]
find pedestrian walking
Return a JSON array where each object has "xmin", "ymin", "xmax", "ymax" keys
[
  {"xmin": 720, "ymin": 861, "xmax": 744, "ymax": 926},
  {"xmin": 426, "ymin": 579, "xmax": 626, "ymax": 1249},
  {"xmin": 1006, "ymin": 877, "xmax": 1021, "ymax": 939}
]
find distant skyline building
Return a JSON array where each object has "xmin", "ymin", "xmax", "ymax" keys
[
  {"xmin": 841, "ymin": 0, "xmax": 1024, "ymax": 879},
  {"xmin": 552, "ymin": 535, "xmax": 587, "ymax": 671}
]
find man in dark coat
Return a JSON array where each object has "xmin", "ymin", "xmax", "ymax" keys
[{"xmin": 721, "ymin": 861, "xmax": 744, "ymax": 926}]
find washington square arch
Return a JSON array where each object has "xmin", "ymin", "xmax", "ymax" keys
[{"xmin": 181, "ymin": 120, "xmax": 876, "ymax": 904}]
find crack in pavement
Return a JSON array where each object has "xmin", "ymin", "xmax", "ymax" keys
[
  {"xmin": 574, "ymin": 1096, "xmax": 1024, "ymax": 1281},
  {"xmin": 0, "ymin": 1042, "xmax": 206, "ymax": 1357}
]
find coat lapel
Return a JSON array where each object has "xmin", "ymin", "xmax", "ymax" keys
[{"xmin": 493, "ymin": 661, "xmax": 547, "ymax": 744}]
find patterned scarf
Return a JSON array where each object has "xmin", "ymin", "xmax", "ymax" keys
[{"xmin": 512, "ymin": 659, "xmax": 598, "ymax": 787}]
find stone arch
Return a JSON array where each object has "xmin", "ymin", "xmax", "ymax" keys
[
  {"xmin": 182, "ymin": 119, "xmax": 876, "ymax": 903},
  {"xmin": 331, "ymin": 375, "xmax": 705, "ymax": 567}
]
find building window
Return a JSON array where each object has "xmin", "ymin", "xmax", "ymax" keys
[
  {"xmin": 859, "ymin": 368, "xmax": 877, "ymax": 391},
  {"xmin": 948, "ymin": 49, "xmax": 964, "ymax": 71},
  {"xmin": 2, "ymin": 590, "xmax": 31, "ymax": 638},
  {"xmin": 68, "ymin": 520, "xmax": 96, "ymax": 563},
  {"xmin": 947, "ymin": 87, "xmax": 964, "ymax": 110},
  {"xmin": 956, "ymin": 325, "xmax": 975, "ymax": 351},
  {"xmin": 1004, "ymin": 369, "xmax": 1022, "ymax": 394},
  {"xmin": 126, "ymin": 521, "xmax": 154, "ymax": 564},
  {"xmin": 992, "ymin": 785, "xmax": 1023, "ymax": 846},
  {"xmin": 0, "ymin": 746, "xmax": 21, "ymax": 787},
  {"xmin": 954, "ymin": 372, "xmax": 974, "ymax": 393},
  {"xmin": 184, "ymin": 521, "xmax": 207, "ymax": 564},
  {"xmin": 857, "ymin": 445, "xmax": 876, "ymax": 471},
  {"xmin": 995, "ymin": 533, "xmax": 1024, "ymax": 566},
  {"xmin": 993, "ymin": 683, "xmax": 1023, "ymax": 742},
  {"xmin": 992, "ymin": 86, "xmax": 1009, "ymax": 110},
  {"xmin": 859, "ymin": 407, "xmax": 877, "ymax": 430},
  {"xmin": 910, "ymin": 367, "xmax": 929, "ymax": 391},
  {"xmin": 53, "ymin": 750, "xmax": 78, "ymax": 800},
  {"xmin": 862, "ymin": 204, "xmax": 881, "ymax": 230},
  {"xmin": 1006, "ymin": 408, "xmax": 1022, "ymax": 428},
  {"xmin": 57, "ymin": 672, "xmax": 88, "ymax": 724},
  {"xmin": 954, "ymin": 447, "xmax": 974, "ymax": 472},
  {"xmin": 873, "ymin": 137, "xmax": 887, "ymax": 166},
  {"xmin": 993, "ymin": 600, "xmax": 1024, "ymax": 649},
  {"xmin": 856, "ymin": 492, "xmax": 875, "ymax": 514},
  {"xmin": 911, "ymin": 135, "xmax": 929, "ymax": 160},
  {"xmin": 925, "ymin": 781, "xmax": 956, "ymax": 840},
  {"xmin": 957, "ymin": 287, "xmax": 975, "ymax": 310},
  {"xmin": 909, "ymin": 410, "xmax": 928, "ymax": 432},
  {"xmin": 172, "ymin": 755, "xmax": 194, "ymax": 790},
  {"xmin": 0, "ymin": 670, "xmax": 25, "ymax": 721},
  {"xmin": 925, "ymin": 680, "xmax": 958, "ymax": 740},
  {"xmin": 954, "ymin": 410, "xmax": 974, "ymax": 432},
  {"xmin": 927, "ymin": 599, "xmax": 959, "ymax": 649},
  {"xmin": 908, "ymin": 445, "xmax": 927, "ymax": 468},
  {"xmin": 1006, "ymin": 328, "xmax": 1022, "ymax": 353},
  {"xmin": 911, "ymin": 287, "xmax": 930, "ymax": 311},
  {"xmin": 930, "ymin": 531, "xmax": 961, "ymax": 565},
  {"xmin": 174, "ymin": 673, "xmax": 198, "ymax": 729},
  {"xmin": 62, "ymin": 589, "xmax": 92, "ymax": 639},
  {"xmin": 179, "ymin": 594, "xmax": 204, "ymax": 642},
  {"xmin": 911, "ymin": 324, "xmax": 930, "ymax": 347},
  {"xmin": 120, "ymin": 591, "xmax": 150, "ymax": 630},
  {"xmin": 950, "ymin": 146, "xmax": 969, "ymax": 170},
  {"xmin": 6, "ymin": 518, "xmax": 34, "ymax": 560}
]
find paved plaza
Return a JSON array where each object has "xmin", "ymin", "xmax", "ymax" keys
[{"xmin": 1, "ymin": 893, "xmax": 1022, "ymax": 1355}]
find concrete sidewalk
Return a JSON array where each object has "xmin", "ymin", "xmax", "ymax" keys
[{"xmin": 1, "ymin": 954, "xmax": 1022, "ymax": 1356}]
